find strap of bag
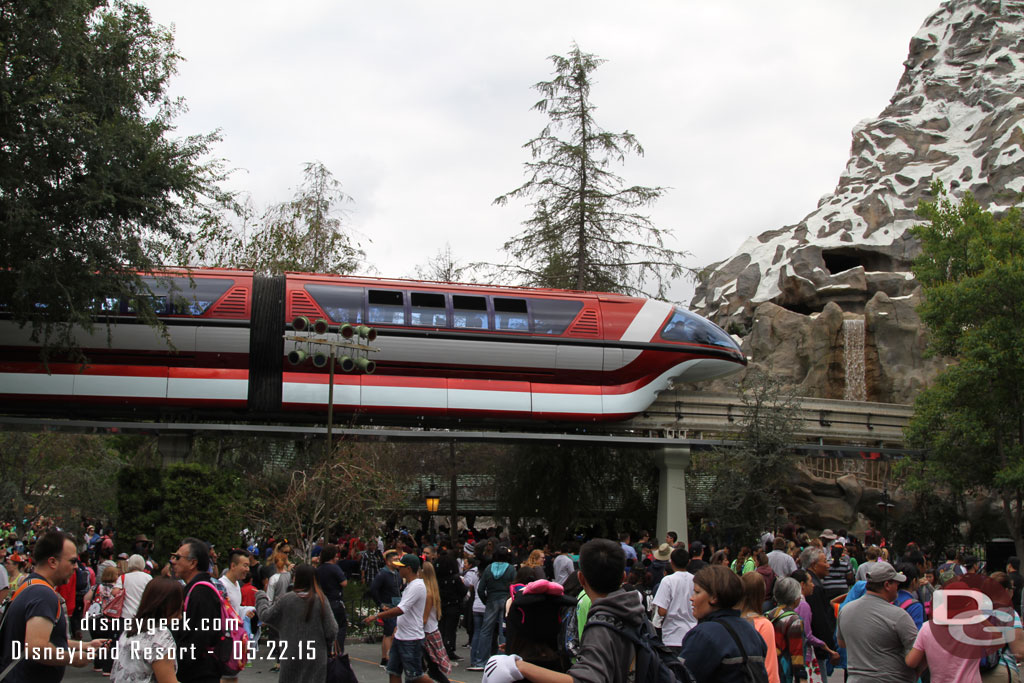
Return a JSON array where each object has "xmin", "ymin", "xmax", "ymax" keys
[
  {"xmin": 0, "ymin": 655, "xmax": 21, "ymax": 682},
  {"xmin": 585, "ymin": 614, "xmax": 638, "ymax": 647},
  {"xmin": 184, "ymin": 580, "xmax": 222, "ymax": 610},
  {"xmin": 0, "ymin": 579, "xmax": 64, "ymax": 682},
  {"xmin": 718, "ymin": 618, "xmax": 751, "ymax": 666}
]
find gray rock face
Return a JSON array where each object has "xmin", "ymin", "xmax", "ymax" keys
[
  {"xmin": 688, "ymin": 290, "xmax": 945, "ymax": 404},
  {"xmin": 692, "ymin": 0, "xmax": 1024, "ymax": 337}
]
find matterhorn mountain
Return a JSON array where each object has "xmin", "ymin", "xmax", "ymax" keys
[{"xmin": 689, "ymin": 0, "xmax": 1024, "ymax": 404}]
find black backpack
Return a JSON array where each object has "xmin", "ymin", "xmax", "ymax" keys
[
  {"xmin": 584, "ymin": 612, "xmax": 694, "ymax": 683},
  {"xmin": 74, "ymin": 565, "xmax": 89, "ymax": 595},
  {"xmin": 506, "ymin": 590, "xmax": 577, "ymax": 672}
]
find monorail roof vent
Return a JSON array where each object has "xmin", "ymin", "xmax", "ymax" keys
[{"xmin": 568, "ymin": 309, "xmax": 600, "ymax": 336}]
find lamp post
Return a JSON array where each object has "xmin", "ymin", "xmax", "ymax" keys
[
  {"xmin": 426, "ymin": 483, "xmax": 441, "ymax": 514},
  {"xmin": 449, "ymin": 441, "xmax": 458, "ymax": 539}
]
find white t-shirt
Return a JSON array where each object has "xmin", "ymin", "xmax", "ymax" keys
[
  {"xmin": 218, "ymin": 575, "xmax": 243, "ymax": 616},
  {"xmin": 652, "ymin": 570, "xmax": 696, "ymax": 646},
  {"xmin": 116, "ymin": 571, "xmax": 152, "ymax": 621},
  {"xmin": 395, "ymin": 578, "xmax": 427, "ymax": 641}
]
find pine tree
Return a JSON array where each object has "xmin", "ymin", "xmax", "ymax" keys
[{"xmin": 495, "ymin": 44, "xmax": 686, "ymax": 298}]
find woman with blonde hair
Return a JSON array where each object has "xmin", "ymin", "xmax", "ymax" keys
[
  {"xmin": 523, "ymin": 549, "xmax": 546, "ymax": 581},
  {"xmin": 421, "ymin": 561, "xmax": 452, "ymax": 683}
]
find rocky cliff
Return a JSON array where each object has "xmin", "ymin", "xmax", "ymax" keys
[{"xmin": 690, "ymin": 0, "xmax": 1024, "ymax": 403}]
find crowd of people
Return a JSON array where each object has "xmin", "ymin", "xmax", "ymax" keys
[{"xmin": 0, "ymin": 519, "xmax": 1021, "ymax": 683}]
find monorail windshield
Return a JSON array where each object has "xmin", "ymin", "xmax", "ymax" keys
[{"xmin": 661, "ymin": 306, "xmax": 739, "ymax": 350}]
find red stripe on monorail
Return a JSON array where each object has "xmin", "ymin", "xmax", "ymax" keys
[{"xmin": 0, "ymin": 363, "xmax": 248, "ymax": 381}]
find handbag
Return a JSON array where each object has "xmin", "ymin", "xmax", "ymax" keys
[{"xmin": 325, "ymin": 651, "xmax": 358, "ymax": 683}]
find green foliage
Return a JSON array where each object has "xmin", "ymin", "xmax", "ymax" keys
[
  {"xmin": 0, "ymin": 0, "xmax": 227, "ymax": 356},
  {"xmin": 0, "ymin": 433, "xmax": 124, "ymax": 528},
  {"xmin": 493, "ymin": 445, "xmax": 658, "ymax": 545},
  {"xmin": 193, "ymin": 162, "xmax": 366, "ymax": 276},
  {"xmin": 117, "ymin": 463, "xmax": 246, "ymax": 558},
  {"xmin": 494, "ymin": 44, "xmax": 687, "ymax": 298},
  {"xmin": 891, "ymin": 458, "xmax": 968, "ymax": 553},
  {"xmin": 907, "ymin": 181, "xmax": 1024, "ymax": 554},
  {"xmin": 695, "ymin": 369, "xmax": 798, "ymax": 546},
  {"xmin": 116, "ymin": 465, "xmax": 164, "ymax": 550}
]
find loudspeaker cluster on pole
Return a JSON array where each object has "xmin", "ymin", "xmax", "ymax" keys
[{"xmin": 284, "ymin": 317, "xmax": 378, "ymax": 374}]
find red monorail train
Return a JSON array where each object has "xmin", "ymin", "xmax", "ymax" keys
[{"xmin": 0, "ymin": 268, "xmax": 746, "ymax": 423}]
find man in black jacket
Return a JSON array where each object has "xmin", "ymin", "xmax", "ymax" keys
[
  {"xmin": 171, "ymin": 538, "xmax": 223, "ymax": 683},
  {"xmin": 799, "ymin": 547, "xmax": 840, "ymax": 675},
  {"xmin": 369, "ymin": 550, "xmax": 402, "ymax": 668}
]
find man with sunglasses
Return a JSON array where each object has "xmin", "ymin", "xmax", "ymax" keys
[{"xmin": 171, "ymin": 538, "xmax": 223, "ymax": 683}]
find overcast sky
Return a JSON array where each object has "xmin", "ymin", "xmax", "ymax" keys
[{"xmin": 143, "ymin": 1, "xmax": 939, "ymax": 303}]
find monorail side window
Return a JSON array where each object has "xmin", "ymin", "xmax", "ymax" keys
[
  {"xmin": 305, "ymin": 284, "xmax": 364, "ymax": 324},
  {"xmin": 411, "ymin": 292, "xmax": 447, "ymax": 327},
  {"xmin": 452, "ymin": 295, "xmax": 488, "ymax": 330},
  {"xmin": 494, "ymin": 297, "xmax": 529, "ymax": 331},
  {"xmin": 529, "ymin": 298, "xmax": 583, "ymax": 335},
  {"xmin": 368, "ymin": 289, "xmax": 405, "ymax": 325},
  {"xmin": 95, "ymin": 297, "xmax": 120, "ymax": 313},
  {"xmin": 167, "ymin": 278, "xmax": 234, "ymax": 315}
]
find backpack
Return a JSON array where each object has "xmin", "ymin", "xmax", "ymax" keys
[
  {"xmin": 767, "ymin": 609, "xmax": 800, "ymax": 683},
  {"xmin": 74, "ymin": 565, "xmax": 89, "ymax": 595},
  {"xmin": 584, "ymin": 611, "xmax": 694, "ymax": 683},
  {"xmin": 717, "ymin": 618, "xmax": 771, "ymax": 683},
  {"xmin": 184, "ymin": 580, "xmax": 249, "ymax": 676},
  {"xmin": 505, "ymin": 586, "xmax": 576, "ymax": 672},
  {"xmin": 102, "ymin": 588, "xmax": 125, "ymax": 618}
]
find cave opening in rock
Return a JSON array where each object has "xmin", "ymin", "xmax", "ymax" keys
[
  {"xmin": 822, "ymin": 248, "xmax": 895, "ymax": 274},
  {"xmin": 779, "ymin": 300, "xmax": 826, "ymax": 316}
]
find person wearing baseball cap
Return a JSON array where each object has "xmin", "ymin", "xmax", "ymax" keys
[
  {"xmin": 368, "ymin": 550, "xmax": 403, "ymax": 669},
  {"xmin": 837, "ymin": 561, "xmax": 917, "ymax": 681},
  {"xmin": 364, "ymin": 554, "xmax": 430, "ymax": 683}
]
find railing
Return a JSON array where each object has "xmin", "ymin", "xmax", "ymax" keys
[
  {"xmin": 803, "ymin": 455, "xmax": 893, "ymax": 488},
  {"xmin": 622, "ymin": 389, "xmax": 914, "ymax": 447}
]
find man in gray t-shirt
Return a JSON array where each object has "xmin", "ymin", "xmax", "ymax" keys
[
  {"xmin": 837, "ymin": 563, "xmax": 918, "ymax": 683},
  {"xmin": 553, "ymin": 544, "xmax": 574, "ymax": 585}
]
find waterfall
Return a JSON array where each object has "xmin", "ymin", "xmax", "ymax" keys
[{"xmin": 843, "ymin": 318, "xmax": 866, "ymax": 402}]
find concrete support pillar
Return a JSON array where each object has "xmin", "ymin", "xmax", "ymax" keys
[
  {"xmin": 657, "ymin": 446, "xmax": 690, "ymax": 548},
  {"xmin": 158, "ymin": 433, "xmax": 193, "ymax": 465}
]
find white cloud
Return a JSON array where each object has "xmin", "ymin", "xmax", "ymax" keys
[{"xmin": 146, "ymin": 0, "xmax": 938, "ymax": 301}]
